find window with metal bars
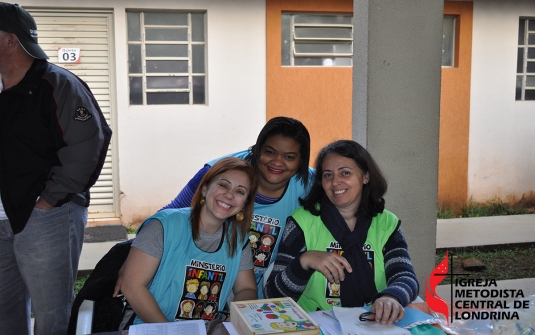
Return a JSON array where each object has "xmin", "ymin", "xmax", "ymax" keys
[
  {"xmin": 516, "ymin": 18, "xmax": 535, "ymax": 101},
  {"xmin": 442, "ymin": 15, "xmax": 456, "ymax": 67},
  {"xmin": 127, "ymin": 11, "xmax": 206, "ymax": 105},
  {"xmin": 281, "ymin": 13, "xmax": 353, "ymax": 67}
]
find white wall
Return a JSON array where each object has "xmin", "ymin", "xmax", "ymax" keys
[
  {"xmin": 22, "ymin": 0, "xmax": 267, "ymax": 224},
  {"xmin": 469, "ymin": 0, "xmax": 535, "ymax": 202}
]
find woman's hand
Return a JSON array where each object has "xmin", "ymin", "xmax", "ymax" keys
[
  {"xmin": 121, "ymin": 247, "xmax": 168, "ymax": 323},
  {"xmin": 113, "ymin": 264, "xmax": 125, "ymax": 297},
  {"xmin": 299, "ymin": 250, "xmax": 352, "ymax": 283},
  {"xmin": 370, "ymin": 294, "xmax": 405, "ymax": 324}
]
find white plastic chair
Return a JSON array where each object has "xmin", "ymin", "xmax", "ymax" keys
[{"xmin": 75, "ymin": 300, "xmax": 94, "ymax": 335}]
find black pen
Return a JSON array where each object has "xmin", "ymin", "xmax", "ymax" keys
[{"xmin": 322, "ymin": 311, "xmax": 338, "ymax": 322}]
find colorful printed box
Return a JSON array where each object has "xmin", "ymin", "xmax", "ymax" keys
[{"xmin": 230, "ymin": 298, "xmax": 320, "ymax": 335}]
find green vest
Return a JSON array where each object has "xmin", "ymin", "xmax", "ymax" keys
[{"xmin": 292, "ymin": 206, "xmax": 399, "ymax": 312}]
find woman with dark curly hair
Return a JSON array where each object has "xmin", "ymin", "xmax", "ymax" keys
[{"xmin": 265, "ymin": 140, "xmax": 419, "ymax": 325}]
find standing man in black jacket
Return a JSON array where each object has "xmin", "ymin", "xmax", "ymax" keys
[{"xmin": 0, "ymin": 3, "xmax": 112, "ymax": 334}]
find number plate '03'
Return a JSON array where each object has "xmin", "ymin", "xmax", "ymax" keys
[{"xmin": 57, "ymin": 47, "xmax": 81, "ymax": 63}]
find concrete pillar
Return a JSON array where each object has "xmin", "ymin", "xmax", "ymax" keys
[{"xmin": 352, "ymin": 0, "xmax": 444, "ymax": 297}]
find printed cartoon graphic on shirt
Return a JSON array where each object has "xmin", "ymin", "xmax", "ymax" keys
[
  {"xmin": 253, "ymin": 249, "xmax": 271, "ymax": 267},
  {"xmin": 325, "ymin": 241, "xmax": 343, "ymax": 307},
  {"xmin": 208, "ymin": 282, "xmax": 221, "ymax": 301},
  {"xmin": 328, "ymin": 282, "xmax": 341, "ymax": 297},
  {"xmin": 185, "ymin": 279, "xmax": 199, "ymax": 299},
  {"xmin": 202, "ymin": 301, "xmax": 217, "ymax": 320},
  {"xmin": 249, "ymin": 231, "xmax": 260, "ymax": 249},
  {"xmin": 198, "ymin": 281, "xmax": 210, "ymax": 300},
  {"xmin": 193, "ymin": 302, "xmax": 204, "ymax": 319},
  {"xmin": 363, "ymin": 243, "xmax": 375, "ymax": 270},
  {"xmin": 175, "ymin": 259, "xmax": 226, "ymax": 320},
  {"xmin": 180, "ymin": 300, "xmax": 195, "ymax": 318},
  {"xmin": 259, "ymin": 235, "xmax": 275, "ymax": 251},
  {"xmin": 323, "ymin": 242, "xmax": 376, "ymax": 307},
  {"xmin": 249, "ymin": 214, "xmax": 281, "ymax": 273}
]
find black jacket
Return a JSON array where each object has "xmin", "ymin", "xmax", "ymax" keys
[{"xmin": 0, "ymin": 59, "xmax": 112, "ymax": 234}]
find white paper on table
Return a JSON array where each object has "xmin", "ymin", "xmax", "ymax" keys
[
  {"xmin": 308, "ymin": 310, "xmax": 343, "ymax": 335},
  {"xmin": 128, "ymin": 319, "xmax": 207, "ymax": 335},
  {"xmin": 224, "ymin": 322, "xmax": 240, "ymax": 335},
  {"xmin": 332, "ymin": 307, "xmax": 411, "ymax": 335}
]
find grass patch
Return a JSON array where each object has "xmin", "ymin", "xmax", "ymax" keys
[
  {"xmin": 464, "ymin": 199, "xmax": 529, "ymax": 217},
  {"xmin": 75, "ymin": 275, "xmax": 89, "ymax": 296},
  {"xmin": 435, "ymin": 246, "xmax": 535, "ymax": 285},
  {"xmin": 125, "ymin": 225, "xmax": 138, "ymax": 234},
  {"xmin": 437, "ymin": 205, "xmax": 459, "ymax": 219},
  {"xmin": 438, "ymin": 197, "xmax": 535, "ymax": 219}
]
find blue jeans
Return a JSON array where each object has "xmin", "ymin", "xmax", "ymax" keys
[{"xmin": 0, "ymin": 202, "xmax": 87, "ymax": 335}]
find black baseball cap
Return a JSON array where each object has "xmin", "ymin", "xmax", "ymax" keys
[{"xmin": 0, "ymin": 2, "xmax": 48, "ymax": 59}]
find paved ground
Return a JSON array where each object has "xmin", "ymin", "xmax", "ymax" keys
[{"xmin": 436, "ymin": 214, "xmax": 535, "ymax": 249}]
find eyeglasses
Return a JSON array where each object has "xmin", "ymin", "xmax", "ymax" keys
[{"xmin": 358, "ymin": 311, "xmax": 375, "ymax": 322}]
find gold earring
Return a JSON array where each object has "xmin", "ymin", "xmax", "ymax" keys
[
  {"xmin": 235, "ymin": 211, "xmax": 244, "ymax": 222},
  {"xmin": 200, "ymin": 197, "xmax": 205, "ymax": 206}
]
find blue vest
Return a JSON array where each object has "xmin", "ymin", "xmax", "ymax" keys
[
  {"xmin": 208, "ymin": 150, "xmax": 314, "ymax": 297},
  {"xmin": 134, "ymin": 208, "xmax": 244, "ymax": 324}
]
